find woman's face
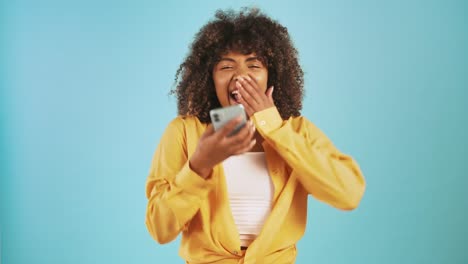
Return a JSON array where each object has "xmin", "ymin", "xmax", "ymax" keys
[{"xmin": 212, "ymin": 51, "xmax": 268, "ymax": 107}]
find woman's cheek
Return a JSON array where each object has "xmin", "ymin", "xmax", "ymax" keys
[
  {"xmin": 256, "ymin": 77, "xmax": 268, "ymax": 92},
  {"xmin": 251, "ymin": 72, "xmax": 268, "ymax": 91}
]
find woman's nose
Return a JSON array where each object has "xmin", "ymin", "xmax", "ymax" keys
[{"xmin": 233, "ymin": 71, "xmax": 248, "ymax": 81}]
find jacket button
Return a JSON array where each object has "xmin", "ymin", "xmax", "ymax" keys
[
  {"xmin": 233, "ymin": 250, "xmax": 238, "ymax": 255},
  {"xmin": 259, "ymin": 120, "xmax": 266, "ymax": 126}
]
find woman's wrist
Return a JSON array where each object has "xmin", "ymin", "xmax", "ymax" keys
[{"xmin": 189, "ymin": 155, "xmax": 212, "ymax": 179}]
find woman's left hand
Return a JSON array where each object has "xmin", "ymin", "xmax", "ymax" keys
[{"xmin": 236, "ymin": 74, "xmax": 274, "ymax": 117}]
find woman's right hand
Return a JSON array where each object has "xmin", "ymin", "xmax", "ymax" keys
[{"xmin": 189, "ymin": 116, "xmax": 256, "ymax": 179}]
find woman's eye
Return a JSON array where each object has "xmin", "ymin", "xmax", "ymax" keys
[
  {"xmin": 220, "ymin": 66, "xmax": 233, "ymax": 70},
  {"xmin": 249, "ymin": 65, "xmax": 261, "ymax": 69}
]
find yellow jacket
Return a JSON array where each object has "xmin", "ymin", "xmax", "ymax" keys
[{"xmin": 145, "ymin": 107, "xmax": 366, "ymax": 264}]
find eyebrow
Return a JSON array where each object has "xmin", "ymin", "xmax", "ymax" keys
[{"xmin": 218, "ymin": 56, "xmax": 261, "ymax": 63}]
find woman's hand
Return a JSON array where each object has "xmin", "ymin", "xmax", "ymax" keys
[
  {"xmin": 236, "ymin": 74, "xmax": 274, "ymax": 117},
  {"xmin": 189, "ymin": 117, "xmax": 256, "ymax": 178}
]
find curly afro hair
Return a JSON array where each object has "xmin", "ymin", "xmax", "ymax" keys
[{"xmin": 171, "ymin": 7, "xmax": 304, "ymax": 123}]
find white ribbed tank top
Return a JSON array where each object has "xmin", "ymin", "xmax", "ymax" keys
[{"xmin": 222, "ymin": 152, "xmax": 274, "ymax": 247}]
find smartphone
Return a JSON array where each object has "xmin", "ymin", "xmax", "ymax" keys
[{"xmin": 209, "ymin": 105, "xmax": 247, "ymax": 136}]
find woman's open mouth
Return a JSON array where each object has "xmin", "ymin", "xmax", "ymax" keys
[{"xmin": 230, "ymin": 90, "xmax": 241, "ymax": 104}]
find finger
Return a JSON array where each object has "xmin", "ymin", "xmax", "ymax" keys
[
  {"xmin": 233, "ymin": 139, "xmax": 257, "ymax": 155},
  {"xmin": 238, "ymin": 83, "xmax": 260, "ymax": 111},
  {"xmin": 244, "ymin": 75, "xmax": 270, "ymax": 104},
  {"xmin": 216, "ymin": 115, "xmax": 244, "ymax": 138},
  {"xmin": 227, "ymin": 123, "xmax": 256, "ymax": 154},
  {"xmin": 226, "ymin": 120, "xmax": 255, "ymax": 145},
  {"xmin": 238, "ymin": 77, "xmax": 261, "ymax": 105},
  {"xmin": 238, "ymin": 96, "xmax": 255, "ymax": 116},
  {"xmin": 266, "ymin": 86, "xmax": 274, "ymax": 104},
  {"xmin": 246, "ymin": 74, "xmax": 260, "ymax": 86},
  {"xmin": 240, "ymin": 77, "xmax": 262, "ymax": 103}
]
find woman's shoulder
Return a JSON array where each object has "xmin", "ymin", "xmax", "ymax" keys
[
  {"xmin": 288, "ymin": 115, "xmax": 312, "ymax": 128},
  {"xmin": 164, "ymin": 115, "xmax": 206, "ymax": 134},
  {"xmin": 287, "ymin": 114, "xmax": 324, "ymax": 136}
]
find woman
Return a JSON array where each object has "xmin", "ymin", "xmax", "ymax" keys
[{"xmin": 145, "ymin": 7, "xmax": 365, "ymax": 264}]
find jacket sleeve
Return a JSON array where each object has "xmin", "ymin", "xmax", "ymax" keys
[
  {"xmin": 145, "ymin": 118, "xmax": 215, "ymax": 244},
  {"xmin": 252, "ymin": 107, "xmax": 366, "ymax": 210}
]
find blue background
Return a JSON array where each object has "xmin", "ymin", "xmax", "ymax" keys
[{"xmin": 1, "ymin": 0, "xmax": 467, "ymax": 263}]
